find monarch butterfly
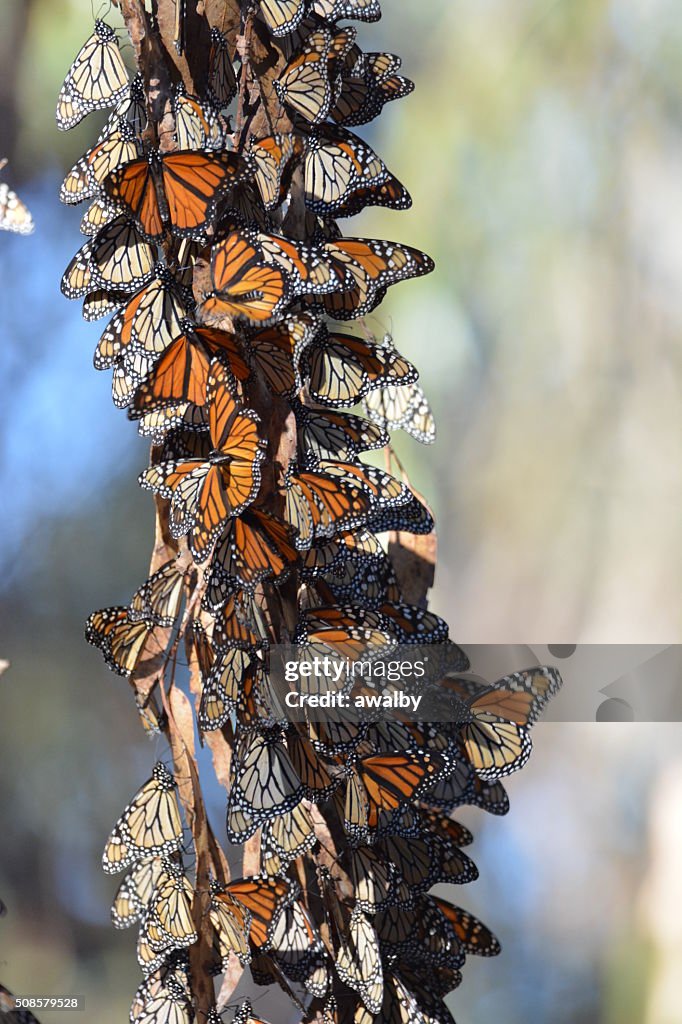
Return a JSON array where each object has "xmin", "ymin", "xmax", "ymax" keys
[
  {"xmin": 302, "ymin": 328, "xmax": 417, "ymax": 407},
  {"xmin": 173, "ymin": 89, "xmax": 225, "ymax": 151},
  {"xmin": 129, "ymin": 559, "xmax": 186, "ymax": 627},
  {"xmin": 374, "ymin": 898, "xmax": 464, "ymax": 970},
  {"xmin": 309, "ymin": 237, "xmax": 434, "ymax": 320},
  {"xmin": 368, "ymin": 495, "xmax": 435, "ymax": 539},
  {"xmin": 210, "ymin": 593, "xmax": 264, "ymax": 653},
  {"xmin": 375, "ymin": 602, "xmax": 449, "ymax": 644},
  {"xmin": 226, "ymin": 728, "xmax": 304, "ymax": 841},
  {"xmin": 364, "ymin": 377, "xmax": 435, "ymax": 445},
  {"xmin": 207, "ymin": 28, "xmax": 238, "ymax": 108},
  {"xmin": 295, "ymin": 406, "xmax": 387, "ymax": 467},
  {"xmin": 82, "ymin": 288, "xmax": 128, "ymax": 322},
  {"xmin": 56, "ymin": 20, "xmax": 129, "ymax": 131},
  {"xmin": 283, "ymin": 465, "xmax": 374, "ymax": 550},
  {"xmin": 94, "ymin": 268, "xmax": 193, "ymax": 372},
  {"xmin": 331, "ymin": 50, "xmax": 414, "ymax": 128},
  {"xmin": 103, "ymin": 149, "xmax": 252, "ymax": 240},
  {"xmin": 251, "ymin": 134, "xmax": 303, "ymax": 210},
  {"xmin": 257, "ymin": 231, "xmax": 347, "ymax": 297},
  {"xmin": 61, "ymin": 217, "xmax": 156, "ymax": 299},
  {"xmin": 334, "ymin": 908, "xmax": 383, "ymax": 1014},
  {"xmin": 261, "ymin": 802, "xmax": 316, "ymax": 875},
  {"xmin": 197, "ymin": 648, "xmax": 257, "ymax": 732},
  {"xmin": 346, "ymin": 845, "xmax": 410, "ymax": 914},
  {"xmin": 0, "ymin": 182, "xmax": 34, "ymax": 236},
  {"xmin": 143, "ymin": 860, "xmax": 197, "ymax": 953},
  {"xmin": 231, "ymin": 999, "xmax": 272, "ymax": 1024},
  {"xmin": 301, "ymin": 525, "xmax": 383, "ymax": 578},
  {"xmin": 318, "ymin": 460, "xmax": 409, "ymax": 511},
  {"xmin": 139, "ymin": 362, "xmax": 266, "ymax": 561},
  {"xmin": 212, "ymin": 875, "xmax": 292, "ymax": 949},
  {"xmin": 111, "ymin": 857, "xmax": 164, "ymax": 929},
  {"xmin": 256, "ymin": 0, "xmax": 307, "ymax": 36},
  {"xmin": 103, "ymin": 72, "xmax": 147, "ymax": 139},
  {"xmin": 311, "ymin": 0, "xmax": 381, "ymax": 21},
  {"xmin": 275, "ymin": 28, "xmax": 341, "ymax": 124},
  {"xmin": 416, "ymin": 808, "xmax": 474, "ymax": 848},
  {"xmin": 378, "ymin": 832, "xmax": 478, "ymax": 895},
  {"xmin": 439, "ymin": 666, "xmax": 562, "ymax": 780},
  {"xmin": 431, "ymin": 899, "xmax": 501, "ymax": 957},
  {"xmin": 0, "ymin": 159, "xmax": 34, "ymax": 236},
  {"xmin": 209, "ymin": 880, "xmax": 252, "ymax": 968},
  {"xmin": 246, "ymin": 313, "xmax": 318, "ymax": 395},
  {"xmin": 201, "ymin": 230, "xmax": 291, "ymax": 325},
  {"xmin": 419, "ymin": 743, "xmax": 510, "ymax": 816},
  {"xmin": 310, "ymin": 535, "xmax": 398, "ymax": 608},
  {"xmin": 304, "ymin": 127, "xmax": 410, "ymax": 218},
  {"xmin": 60, "ymin": 120, "xmax": 139, "ymax": 206},
  {"xmin": 132, "ymin": 975, "xmax": 192, "ymax": 1024},
  {"xmin": 102, "ymin": 763, "xmax": 184, "ymax": 874},
  {"xmin": 80, "ymin": 197, "xmax": 117, "ymax": 236},
  {"xmin": 0, "ymin": 984, "xmax": 43, "ymax": 1023},
  {"xmin": 267, "ymin": 899, "xmax": 327, "ymax": 994},
  {"xmin": 204, "ymin": 511, "xmax": 297, "ymax": 605},
  {"xmin": 85, "ymin": 605, "xmax": 158, "ymax": 677},
  {"xmin": 128, "ymin": 320, "xmax": 249, "ymax": 425},
  {"xmin": 344, "ymin": 751, "xmax": 448, "ymax": 839},
  {"xmin": 295, "ymin": 605, "xmax": 395, "ymax": 665}
]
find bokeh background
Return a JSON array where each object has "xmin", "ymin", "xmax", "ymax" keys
[{"xmin": 1, "ymin": 1, "xmax": 682, "ymax": 1021}]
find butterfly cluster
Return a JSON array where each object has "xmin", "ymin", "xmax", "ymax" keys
[{"xmin": 56, "ymin": 4, "xmax": 561, "ymax": 1023}]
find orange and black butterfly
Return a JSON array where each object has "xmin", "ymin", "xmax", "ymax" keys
[
  {"xmin": 212, "ymin": 875, "xmax": 293, "ymax": 950},
  {"xmin": 85, "ymin": 606, "xmax": 158, "ymax": 678},
  {"xmin": 245, "ymin": 314, "xmax": 317, "ymax": 396},
  {"xmin": 295, "ymin": 404, "xmax": 388, "ymax": 463},
  {"xmin": 437, "ymin": 667, "xmax": 562, "ymax": 780},
  {"xmin": 197, "ymin": 647, "xmax": 260, "ymax": 732},
  {"xmin": 61, "ymin": 216, "xmax": 157, "ymax": 300},
  {"xmin": 257, "ymin": 230, "xmax": 347, "ymax": 297},
  {"xmin": 256, "ymin": 0, "xmax": 308, "ymax": 36},
  {"xmin": 140, "ymin": 361, "xmax": 266, "ymax": 561},
  {"xmin": 60, "ymin": 119, "xmax": 139, "ymax": 207},
  {"xmin": 94, "ymin": 268, "xmax": 193, "ymax": 370},
  {"xmin": 431, "ymin": 898, "xmax": 501, "ymax": 957},
  {"xmin": 275, "ymin": 27, "xmax": 346, "ymax": 124},
  {"xmin": 261, "ymin": 803, "xmax": 316, "ymax": 876},
  {"xmin": 209, "ymin": 593, "xmax": 264, "ymax": 653},
  {"xmin": 103, "ymin": 148, "xmax": 252, "ymax": 240},
  {"xmin": 311, "ymin": 0, "xmax": 381, "ymax": 22},
  {"xmin": 129, "ymin": 320, "xmax": 250, "ymax": 434},
  {"xmin": 56, "ymin": 20, "xmax": 129, "ymax": 130},
  {"xmin": 226, "ymin": 728, "xmax": 305, "ymax": 840},
  {"xmin": 251, "ymin": 134, "xmax": 304, "ymax": 210},
  {"xmin": 201, "ymin": 230, "xmax": 291, "ymax": 325},
  {"xmin": 344, "ymin": 751, "xmax": 448, "ymax": 839},
  {"xmin": 331, "ymin": 49, "xmax": 414, "ymax": 128},
  {"xmin": 302, "ymin": 326, "xmax": 417, "ymax": 407},
  {"xmin": 309, "ymin": 237, "xmax": 435, "ymax": 319},
  {"xmin": 303, "ymin": 126, "xmax": 411, "ymax": 217},
  {"xmin": 207, "ymin": 28, "xmax": 238, "ymax": 108},
  {"xmin": 102, "ymin": 762, "xmax": 184, "ymax": 874},
  {"xmin": 283, "ymin": 464, "xmax": 375, "ymax": 549},
  {"xmin": 204, "ymin": 510, "xmax": 298, "ymax": 604}
]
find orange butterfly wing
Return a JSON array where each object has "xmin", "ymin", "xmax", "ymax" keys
[{"xmin": 104, "ymin": 157, "xmax": 164, "ymax": 239}]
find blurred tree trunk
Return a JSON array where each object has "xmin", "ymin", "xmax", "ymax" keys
[{"xmin": 0, "ymin": 1, "xmax": 34, "ymax": 168}]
